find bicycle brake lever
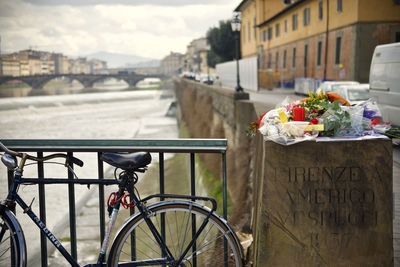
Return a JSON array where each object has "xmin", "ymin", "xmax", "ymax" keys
[{"xmin": 68, "ymin": 156, "xmax": 84, "ymax": 167}]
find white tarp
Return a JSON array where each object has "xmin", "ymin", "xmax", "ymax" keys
[{"xmin": 216, "ymin": 56, "xmax": 258, "ymax": 91}]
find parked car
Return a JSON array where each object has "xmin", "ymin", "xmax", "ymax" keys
[
  {"xmin": 369, "ymin": 42, "xmax": 400, "ymax": 127},
  {"xmin": 332, "ymin": 84, "xmax": 370, "ymax": 105},
  {"xmin": 200, "ymin": 74, "xmax": 213, "ymax": 85}
]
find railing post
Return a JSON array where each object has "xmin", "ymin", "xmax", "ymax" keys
[
  {"xmin": 159, "ymin": 152, "xmax": 166, "ymax": 260},
  {"xmin": 37, "ymin": 152, "xmax": 48, "ymax": 267},
  {"xmin": 67, "ymin": 152, "xmax": 77, "ymax": 261},
  {"xmin": 190, "ymin": 153, "xmax": 197, "ymax": 267},
  {"xmin": 222, "ymin": 151, "xmax": 228, "ymax": 267},
  {"xmin": 97, "ymin": 153, "xmax": 105, "ymax": 250}
]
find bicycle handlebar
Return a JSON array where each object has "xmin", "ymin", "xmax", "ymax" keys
[{"xmin": 0, "ymin": 141, "xmax": 84, "ymax": 167}]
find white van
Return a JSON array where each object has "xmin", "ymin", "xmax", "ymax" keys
[
  {"xmin": 369, "ymin": 43, "xmax": 400, "ymax": 127},
  {"xmin": 332, "ymin": 84, "xmax": 370, "ymax": 105}
]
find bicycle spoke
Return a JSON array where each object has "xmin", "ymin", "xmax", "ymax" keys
[
  {"xmin": 179, "ymin": 204, "xmax": 191, "ymax": 257},
  {"xmin": 108, "ymin": 202, "xmax": 243, "ymax": 267}
]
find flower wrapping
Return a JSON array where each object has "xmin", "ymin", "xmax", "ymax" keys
[{"xmin": 248, "ymin": 91, "xmax": 391, "ymax": 145}]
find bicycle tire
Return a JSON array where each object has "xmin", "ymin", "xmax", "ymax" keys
[
  {"xmin": 107, "ymin": 200, "xmax": 244, "ymax": 267},
  {"xmin": 0, "ymin": 209, "xmax": 26, "ymax": 267}
]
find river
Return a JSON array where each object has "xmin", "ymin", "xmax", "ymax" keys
[{"xmin": 0, "ymin": 88, "xmax": 188, "ymax": 266}]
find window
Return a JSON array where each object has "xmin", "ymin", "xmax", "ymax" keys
[
  {"xmin": 268, "ymin": 52, "xmax": 272, "ymax": 69},
  {"xmin": 319, "ymin": 0, "xmax": 323, "ymax": 20},
  {"xmin": 254, "ymin": 17, "xmax": 257, "ymax": 40},
  {"xmin": 396, "ymin": 32, "xmax": 400, "ymax": 42},
  {"xmin": 275, "ymin": 23, "xmax": 280, "ymax": 37},
  {"xmin": 268, "ymin": 27, "xmax": 272, "ymax": 40},
  {"xmin": 337, "ymin": 0, "xmax": 342, "ymax": 13},
  {"xmin": 304, "ymin": 43, "xmax": 308, "ymax": 68},
  {"xmin": 283, "ymin": 49, "xmax": 287, "ymax": 69},
  {"xmin": 292, "ymin": 47, "xmax": 296, "ymax": 68},
  {"xmin": 303, "ymin": 8, "xmax": 310, "ymax": 26},
  {"xmin": 317, "ymin": 40, "xmax": 322, "ymax": 66},
  {"xmin": 284, "ymin": 19, "xmax": 288, "ymax": 33},
  {"xmin": 292, "ymin": 14, "xmax": 298, "ymax": 30},
  {"xmin": 335, "ymin": 36, "xmax": 342, "ymax": 64},
  {"xmin": 248, "ymin": 22, "xmax": 251, "ymax": 41},
  {"xmin": 262, "ymin": 30, "xmax": 267, "ymax": 42},
  {"xmin": 275, "ymin": 51, "xmax": 279, "ymax": 69}
]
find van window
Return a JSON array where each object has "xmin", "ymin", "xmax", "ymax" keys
[
  {"xmin": 370, "ymin": 63, "xmax": 387, "ymax": 90},
  {"xmin": 348, "ymin": 89, "xmax": 369, "ymax": 101}
]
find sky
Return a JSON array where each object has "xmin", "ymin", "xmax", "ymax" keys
[{"xmin": 0, "ymin": 0, "xmax": 242, "ymax": 60}]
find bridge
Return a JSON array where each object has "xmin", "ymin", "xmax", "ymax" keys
[{"xmin": 0, "ymin": 73, "xmax": 165, "ymax": 90}]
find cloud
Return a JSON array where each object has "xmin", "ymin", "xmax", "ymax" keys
[
  {"xmin": 23, "ymin": 0, "xmax": 233, "ymax": 6},
  {"xmin": 1, "ymin": 0, "xmax": 241, "ymax": 59}
]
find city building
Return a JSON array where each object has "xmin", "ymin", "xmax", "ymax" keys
[
  {"xmin": 0, "ymin": 54, "xmax": 20, "ymax": 76},
  {"xmin": 183, "ymin": 37, "xmax": 214, "ymax": 74},
  {"xmin": 0, "ymin": 49, "xmax": 106, "ymax": 77},
  {"xmin": 160, "ymin": 52, "xmax": 184, "ymax": 75},
  {"xmin": 235, "ymin": 0, "xmax": 400, "ymax": 88},
  {"xmin": 88, "ymin": 59, "xmax": 108, "ymax": 74}
]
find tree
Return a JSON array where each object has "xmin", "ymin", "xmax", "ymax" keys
[{"xmin": 206, "ymin": 20, "xmax": 239, "ymax": 68}]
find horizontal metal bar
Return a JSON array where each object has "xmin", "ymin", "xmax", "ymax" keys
[
  {"xmin": 0, "ymin": 139, "xmax": 227, "ymax": 153},
  {"xmin": 18, "ymin": 178, "xmax": 119, "ymax": 185}
]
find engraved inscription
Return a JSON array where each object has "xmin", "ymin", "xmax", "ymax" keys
[{"xmin": 270, "ymin": 165, "xmax": 380, "ymax": 251}]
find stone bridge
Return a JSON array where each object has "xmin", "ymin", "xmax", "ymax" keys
[{"xmin": 0, "ymin": 73, "xmax": 165, "ymax": 90}]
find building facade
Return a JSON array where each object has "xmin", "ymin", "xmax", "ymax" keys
[
  {"xmin": 236, "ymin": 0, "xmax": 400, "ymax": 88},
  {"xmin": 160, "ymin": 52, "xmax": 184, "ymax": 75},
  {"xmin": 0, "ymin": 50, "xmax": 107, "ymax": 77},
  {"xmin": 183, "ymin": 37, "xmax": 215, "ymax": 74}
]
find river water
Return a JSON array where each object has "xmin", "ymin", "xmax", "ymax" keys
[{"xmin": 0, "ymin": 89, "xmax": 185, "ymax": 266}]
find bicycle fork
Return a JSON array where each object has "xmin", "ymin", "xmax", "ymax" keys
[{"xmin": 96, "ymin": 188, "xmax": 123, "ymax": 265}]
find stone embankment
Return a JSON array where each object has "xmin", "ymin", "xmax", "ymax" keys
[
  {"xmin": 174, "ymin": 78, "xmax": 394, "ymax": 266},
  {"xmin": 174, "ymin": 78, "xmax": 260, "ymax": 231}
]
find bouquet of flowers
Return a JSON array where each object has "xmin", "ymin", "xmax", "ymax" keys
[{"xmin": 246, "ymin": 91, "xmax": 391, "ymax": 145}]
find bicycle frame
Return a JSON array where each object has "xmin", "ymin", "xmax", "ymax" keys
[{"xmin": 4, "ymin": 169, "xmax": 217, "ymax": 267}]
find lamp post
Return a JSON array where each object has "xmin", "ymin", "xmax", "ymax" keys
[{"xmin": 231, "ymin": 13, "xmax": 243, "ymax": 92}]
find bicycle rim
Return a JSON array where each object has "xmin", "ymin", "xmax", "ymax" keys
[
  {"xmin": 0, "ymin": 211, "xmax": 24, "ymax": 267},
  {"xmin": 108, "ymin": 201, "xmax": 243, "ymax": 267}
]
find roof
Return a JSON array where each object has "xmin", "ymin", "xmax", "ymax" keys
[
  {"xmin": 234, "ymin": 0, "xmax": 253, "ymax": 12},
  {"xmin": 257, "ymin": 0, "xmax": 307, "ymax": 27}
]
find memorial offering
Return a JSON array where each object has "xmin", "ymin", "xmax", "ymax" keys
[{"xmin": 246, "ymin": 91, "xmax": 392, "ymax": 145}]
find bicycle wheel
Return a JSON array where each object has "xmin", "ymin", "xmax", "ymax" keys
[
  {"xmin": 0, "ymin": 209, "xmax": 26, "ymax": 267},
  {"xmin": 108, "ymin": 200, "xmax": 244, "ymax": 267}
]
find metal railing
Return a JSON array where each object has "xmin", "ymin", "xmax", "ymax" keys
[{"xmin": 1, "ymin": 139, "xmax": 228, "ymax": 266}]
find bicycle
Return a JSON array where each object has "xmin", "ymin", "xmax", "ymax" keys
[{"xmin": 0, "ymin": 141, "xmax": 244, "ymax": 266}]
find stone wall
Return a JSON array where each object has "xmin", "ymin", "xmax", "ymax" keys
[
  {"xmin": 174, "ymin": 78, "xmax": 393, "ymax": 266},
  {"xmin": 174, "ymin": 78, "xmax": 259, "ymax": 231}
]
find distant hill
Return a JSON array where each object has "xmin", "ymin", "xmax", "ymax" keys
[
  {"xmin": 86, "ymin": 51, "xmax": 160, "ymax": 68},
  {"xmin": 126, "ymin": 59, "xmax": 160, "ymax": 68}
]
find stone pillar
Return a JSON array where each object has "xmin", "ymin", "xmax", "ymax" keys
[{"xmin": 252, "ymin": 139, "xmax": 393, "ymax": 266}]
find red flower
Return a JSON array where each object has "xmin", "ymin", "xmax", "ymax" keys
[
  {"xmin": 258, "ymin": 112, "xmax": 268, "ymax": 128},
  {"xmin": 310, "ymin": 118, "xmax": 319, "ymax": 124},
  {"xmin": 371, "ymin": 118, "xmax": 380, "ymax": 125}
]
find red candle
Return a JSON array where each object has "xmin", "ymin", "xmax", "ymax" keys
[{"xmin": 293, "ymin": 107, "xmax": 305, "ymax": 121}]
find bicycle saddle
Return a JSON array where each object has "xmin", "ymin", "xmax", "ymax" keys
[{"xmin": 101, "ymin": 152, "xmax": 152, "ymax": 170}]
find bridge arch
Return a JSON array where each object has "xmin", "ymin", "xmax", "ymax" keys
[{"xmin": 0, "ymin": 73, "xmax": 165, "ymax": 91}]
